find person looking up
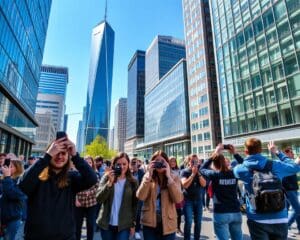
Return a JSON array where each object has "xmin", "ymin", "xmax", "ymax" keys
[
  {"xmin": 137, "ymin": 151, "xmax": 183, "ymax": 240},
  {"xmin": 18, "ymin": 136, "xmax": 97, "ymax": 240}
]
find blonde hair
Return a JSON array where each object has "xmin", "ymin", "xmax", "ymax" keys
[
  {"xmin": 11, "ymin": 160, "xmax": 24, "ymax": 179},
  {"xmin": 39, "ymin": 161, "xmax": 70, "ymax": 188},
  {"xmin": 39, "ymin": 141, "xmax": 71, "ymax": 188}
]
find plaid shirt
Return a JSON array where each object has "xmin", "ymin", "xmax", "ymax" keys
[{"xmin": 76, "ymin": 182, "xmax": 99, "ymax": 208}]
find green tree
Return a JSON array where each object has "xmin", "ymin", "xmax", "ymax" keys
[{"xmin": 83, "ymin": 135, "xmax": 116, "ymax": 159}]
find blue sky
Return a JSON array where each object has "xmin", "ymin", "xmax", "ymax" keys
[{"xmin": 42, "ymin": 0, "xmax": 185, "ymax": 143}]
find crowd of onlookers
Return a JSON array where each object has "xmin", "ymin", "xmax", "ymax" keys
[{"xmin": 0, "ymin": 136, "xmax": 299, "ymax": 240}]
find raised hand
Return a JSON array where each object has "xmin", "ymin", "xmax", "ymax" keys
[
  {"xmin": 106, "ymin": 169, "xmax": 115, "ymax": 186},
  {"xmin": 267, "ymin": 141, "xmax": 278, "ymax": 155},
  {"xmin": 163, "ymin": 159, "xmax": 171, "ymax": 178},
  {"xmin": 2, "ymin": 165, "xmax": 11, "ymax": 177},
  {"xmin": 46, "ymin": 138, "xmax": 68, "ymax": 157},
  {"xmin": 64, "ymin": 138, "xmax": 77, "ymax": 157}
]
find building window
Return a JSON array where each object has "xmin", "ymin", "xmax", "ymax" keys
[
  {"xmin": 198, "ymin": 146, "xmax": 203, "ymax": 153},
  {"xmin": 197, "ymin": 133, "xmax": 203, "ymax": 142},
  {"xmin": 204, "ymin": 145, "xmax": 211, "ymax": 151},
  {"xmin": 287, "ymin": 73, "xmax": 300, "ymax": 98},
  {"xmin": 203, "ymin": 132, "xmax": 211, "ymax": 140}
]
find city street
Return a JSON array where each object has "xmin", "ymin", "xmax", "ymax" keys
[{"xmin": 81, "ymin": 208, "xmax": 299, "ymax": 240}]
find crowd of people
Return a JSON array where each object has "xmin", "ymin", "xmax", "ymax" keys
[{"xmin": 0, "ymin": 136, "xmax": 299, "ymax": 240}]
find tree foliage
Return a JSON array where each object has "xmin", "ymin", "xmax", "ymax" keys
[{"xmin": 83, "ymin": 135, "xmax": 116, "ymax": 159}]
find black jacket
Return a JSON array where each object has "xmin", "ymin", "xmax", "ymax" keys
[
  {"xmin": 18, "ymin": 153, "xmax": 97, "ymax": 240},
  {"xmin": 1, "ymin": 177, "xmax": 26, "ymax": 224}
]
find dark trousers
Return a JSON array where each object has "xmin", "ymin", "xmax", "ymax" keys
[
  {"xmin": 247, "ymin": 219, "xmax": 288, "ymax": 240},
  {"xmin": 176, "ymin": 208, "xmax": 182, "ymax": 230},
  {"xmin": 202, "ymin": 187, "xmax": 210, "ymax": 208},
  {"xmin": 100, "ymin": 225, "xmax": 130, "ymax": 240},
  {"xmin": 135, "ymin": 200, "xmax": 143, "ymax": 232},
  {"xmin": 143, "ymin": 225, "xmax": 175, "ymax": 240},
  {"xmin": 75, "ymin": 205, "xmax": 97, "ymax": 240}
]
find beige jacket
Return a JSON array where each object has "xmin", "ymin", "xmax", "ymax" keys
[{"xmin": 136, "ymin": 173, "xmax": 183, "ymax": 235}]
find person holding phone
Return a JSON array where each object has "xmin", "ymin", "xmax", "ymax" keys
[
  {"xmin": 1, "ymin": 158, "xmax": 26, "ymax": 240},
  {"xmin": 18, "ymin": 133, "xmax": 97, "ymax": 240},
  {"xmin": 136, "ymin": 151, "xmax": 183, "ymax": 240},
  {"xmin": 96, "ymin": 152, "xmax": 138, "ymax": 240},
  {"xmin": 180, "ymin": 154, "xmax": 206, "ymax": 240},
  {"xmin": 200, "ymin": 144, "xmax": 244, "ymax": 240}
]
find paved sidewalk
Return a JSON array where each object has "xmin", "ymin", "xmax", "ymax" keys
[{"xmin": 82, "ymin": 209, "xmax": 299, "ymax": 239}]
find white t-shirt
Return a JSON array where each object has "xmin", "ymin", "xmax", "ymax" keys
[{"xmin": 109, "ymin": 178, "xmax": 126, "ymax": 226}]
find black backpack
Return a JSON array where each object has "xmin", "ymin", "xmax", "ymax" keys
[{"xmin": 250, "ymin": 161, "xmax": 285, "ymax": 214}]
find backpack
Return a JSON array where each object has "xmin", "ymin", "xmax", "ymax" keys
[{"xmin": 250, "ymin": 161, "xmax": 285, "ymax": 214}]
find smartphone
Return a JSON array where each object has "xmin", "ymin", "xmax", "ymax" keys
[
  {"xmin": 223, "ymin": 144, "xmax": 231, "ymax": 150},
  {"xmin": 4, "ymin": 158, "xmax": 10, "ymax": 167},
  {"xmin": 153, "ymin": 161, "xmax": 165, "ymax": 169},
  {"xmin": 56, "ymin": 131, "xmax": 67, "ymax": 140}
]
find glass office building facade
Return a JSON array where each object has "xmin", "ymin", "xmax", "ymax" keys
[
  {"xmin": 39, "ymin": 65, "xmax": 68, "ymax": 97},
  {"xmin": 126, "ymin": 50, "xmax": 145, "ymax": 140},
  {"xmin": 137, "ymin": 59, "xmax": 190, "ymax": 161},
  {"xmin": 114, "ymin": 98, "xmax": 127, "ymax": 152},
  {"xmin": 183, "ymin": 0, "xmax": 221, "ymax": 157},
  {"xmin": 85, "ymin": 21, "xmax": 114, "ymax": 144},
  {"xmin": 0, "ymin": 0, "xmax": 52, "ymax": 156},
  {"xmin": 36, "ymin": 65, "xmax": 68, "ymax": 131},
  {"xmin": 125, "ymin": 50, "xmax": 145, "ymax": 157},
  {"xmin": 145, "ymin": 36, "xmax": 186, "ymax": 94},
  {"xmin": 211, "ymin": 0, "xmax": 300, "ymax": 146}
]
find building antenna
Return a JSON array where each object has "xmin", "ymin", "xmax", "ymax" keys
[{"xmin": 104, "ymin": 0, "xmax": 107, "ymax": 21}]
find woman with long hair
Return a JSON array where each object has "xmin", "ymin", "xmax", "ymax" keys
[
  {"xmin": 75, "ymin": 156, "xmax": 99, "ymax": 240},
  {"xmin": 19, "ymin": 137, "xmax": 98, "ymax": 240},
  {"xmin": 136, "ymin": 151, "xmax": 183, "ymax": 240},
  {"xmin": 169, "ymin": 156, "xmax": 184, "ymax": 236},
  {"xmin": 200, "ymin": 144, "xmax": 243, "ymax": 240},
  {"xmin": 96, "ymin": 152, "xmax": 138, "ymax": 240},
  {"xmin": 1, "ymin": 159, "xmax": 26, "ymax": 240}
]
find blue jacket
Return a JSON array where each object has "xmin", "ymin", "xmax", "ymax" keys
[
  {"xmin": 1, "ymin": 177, "xmax": 27, "ymax": 224},
  {"xmin": 233, "ymin": 152, "xmax": 300, "ymax": 221}
]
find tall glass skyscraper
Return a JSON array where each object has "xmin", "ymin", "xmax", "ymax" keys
[
  {"xmin": 137, "ymin": 59, "xmax": 190, "ymax": 161},
  {"xmin": 39, "ymin": 65, "xmax": 68, "ymax": 97},
  {"xmin": 114, "ymin": 98, "xmax": 127, "ymax": 152},
  {"xmin": 76, "ymin": 120, "xmax": 83, "ymax": 154},
  {"xmin": 125, "ymin": 50, "xmax": 145, "ymax": 157},
  {"xmin": 85, "ymin": 21, "xmax": 115, "ymax": 145},
  {"xmin": 211, "ymin": 0, "xmax": 300, "ymax": 147},
  {"xmin": 182, "ymin": 0, "xmax": 221, "ymax": 157},
  {"xmin": 0, "ymin": 1, "xmax": 52, "ymax": 156},
  {"xmin": 145, "ymin": 35, "xmax": 186, "ymax": 94},
  {"xmin": 36, "ymin": 65, "xmax": 68, "ymax": 131},
  {"xmin": 33, "ymin": 65, "xmax": 68, "ymax": 155}
]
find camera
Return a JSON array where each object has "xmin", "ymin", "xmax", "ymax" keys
[
  {"xmin": 56, "ymin": 131, "xmax": 67, "ymax": 140},
  {"xmin": 153, "ymin": 161, "xmax": 165, "ymax": 169},
  {"xmin": 191, "ymin": 159, "xmax": 198, "ymax": 167},
  {"xmin": 112, "ymin": 164, "xmax": 122, "ymax": 177},
  {"xmin": 223, "ymin": 144, "xmax": 231, "ymax": 150},
  {"xmin": 4, "ymin": 158, "xmax": 10, "ymax": 167}
]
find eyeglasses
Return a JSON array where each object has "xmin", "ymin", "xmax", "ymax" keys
[{"xmin": 131, "ymin": 162, "xmax": 137, "ymax": 165}]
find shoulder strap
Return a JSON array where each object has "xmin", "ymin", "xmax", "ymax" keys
[{"xmin": 245, "ymin": 160, "xmax": 273, "ymax": 173}]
